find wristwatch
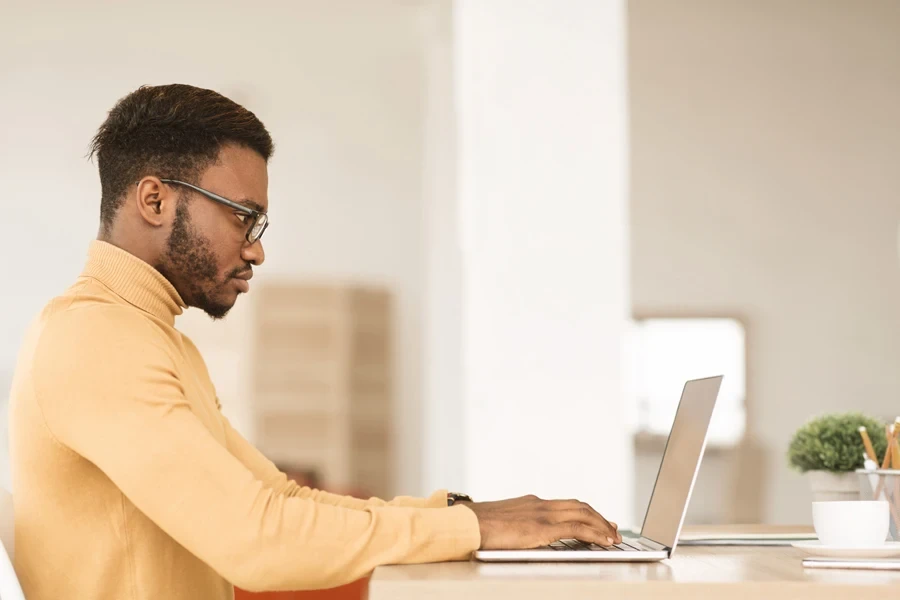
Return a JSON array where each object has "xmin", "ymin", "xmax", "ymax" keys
[{"xmin": 447, "ymin": 492, "xmax": 473, "ymax": 506}]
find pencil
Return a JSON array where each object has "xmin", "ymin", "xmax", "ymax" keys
[
  {"xmin": 893, "ymin": 423, "xmax": 900, "ymax": 466},
  {"xmin": 883, "ymin": 426, "xmax": 895, "ymax": 469},
  {"xmin": 893, "ymin": 421, "xmax": 900, "ymax": 519},
  {"xmin": 859, "ymin": 426, "xmax": 878, "ymax": 462},
  {"xmin": 875, "ymin": 432, "xmax": 894, "ymax": 499}
]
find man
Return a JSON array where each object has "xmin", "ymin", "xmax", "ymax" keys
[{"xmin": 8, "ymin": 84, "xmax": 620, "ymax": 600}]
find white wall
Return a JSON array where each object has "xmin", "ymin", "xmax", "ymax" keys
[
  {"xmin": 422, "ymin": 0, "xmax": 633, "ymax": 523},
  {"xmin": 1, "ymin": 0, "xmax": 431, "ymax": 495},
  {"xmin": 629, "ymin": 0, "xmax": 900, "ymax": 523}
]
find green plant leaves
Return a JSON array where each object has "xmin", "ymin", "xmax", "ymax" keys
[{"xmin": 787, "ymin": 412, "xmax": 889, "ymax": 473}]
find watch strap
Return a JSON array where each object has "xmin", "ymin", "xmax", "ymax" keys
[{"xmin": 447, "ymin": 492, "xmax": 473, "ymax": 506}]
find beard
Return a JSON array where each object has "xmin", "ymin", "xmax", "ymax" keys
[{"xmin": 158, "ymin": 201, "xmax": 245, "ymax": 320}]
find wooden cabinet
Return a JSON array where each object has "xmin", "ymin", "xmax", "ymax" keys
[{"xmin": 251, "ymin": 283, "xmax": 394, "ymax": 499}]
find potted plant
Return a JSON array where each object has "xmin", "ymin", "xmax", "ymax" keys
[{"xmin": 788, "ymin": 412, "xmax": 889, "ymax": 501}]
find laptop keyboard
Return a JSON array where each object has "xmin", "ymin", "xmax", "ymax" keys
[{"xmin": 546, "ymin": 539, "xmax": 641, "ymax": 552}]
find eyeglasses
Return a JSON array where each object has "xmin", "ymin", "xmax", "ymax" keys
[{"xmin": 159, "ymin": 179, "xmax": 269, "ymax": 244}]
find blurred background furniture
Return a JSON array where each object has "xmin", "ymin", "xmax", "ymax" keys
[{"xmin": 252, "ymin": 283, "xmax": 394, "ymax": 500}]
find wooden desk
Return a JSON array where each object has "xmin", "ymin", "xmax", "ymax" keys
[{"xmin": 370, "ymin": 526, "xmax": 900, "ymax": 599}]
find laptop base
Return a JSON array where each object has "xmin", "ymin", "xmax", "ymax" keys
[{"xmin": 473, "ymin": 548, "xmax": 668, "ymax": 562}]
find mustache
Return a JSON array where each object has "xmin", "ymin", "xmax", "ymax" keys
[{"xmin": 227, "ymin": 265, "xmax": 253, "ymax": 279}]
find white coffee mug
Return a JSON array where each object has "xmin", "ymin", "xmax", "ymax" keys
[{"xmin": 812, "ymin": 500, "xmax": 890, "ymax": 547}]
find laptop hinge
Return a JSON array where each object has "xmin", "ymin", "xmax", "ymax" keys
[{"xmin": 637, "ymin": 537, "xmax": 669, "ymax": 553}]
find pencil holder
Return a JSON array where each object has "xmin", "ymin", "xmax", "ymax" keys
[{"xmin": 857, "ymin": 469, "xmax": 900, "ymax": 541}]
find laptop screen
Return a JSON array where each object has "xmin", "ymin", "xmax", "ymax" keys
[{"xmin": 639, "ymin": 376, "xmax": 723, "ymax": 550}]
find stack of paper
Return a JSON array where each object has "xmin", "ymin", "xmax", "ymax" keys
[{"xmin": 677, "ymin": 531, "xmax": 818, "ymax": 546}]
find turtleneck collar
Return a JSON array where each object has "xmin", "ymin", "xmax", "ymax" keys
[{"xmin": 80, "ymin": 240, "xmax": 187, "ymax": 326}]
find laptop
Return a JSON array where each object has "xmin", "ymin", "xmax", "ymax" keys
[{"xmin": 473, "ymin": 375, "xmax": 723, "ymax": 562}]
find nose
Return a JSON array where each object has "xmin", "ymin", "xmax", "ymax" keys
[{"xmin": 241, "ymin": 238, "xmax": 265, "ymax": 266}]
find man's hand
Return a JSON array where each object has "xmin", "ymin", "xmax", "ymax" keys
[{"xmin": 459, "ymin": 495, "xmax": 622, "ymax": 550}]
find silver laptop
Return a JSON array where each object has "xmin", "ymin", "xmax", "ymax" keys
[{"xmin": 473, "ymin": 375, "xmax": 723, "ymax": 562}]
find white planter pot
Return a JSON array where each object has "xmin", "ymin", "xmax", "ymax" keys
[{"xmin": 807, "ymin": 470, "xmax": 860, "ymax": 502}]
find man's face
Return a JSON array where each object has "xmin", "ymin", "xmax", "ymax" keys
[{"xmin": 157, "ymin": 144, "xmax": 268, "ymax": 319}]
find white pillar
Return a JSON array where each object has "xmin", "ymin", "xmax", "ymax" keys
[
  {"xmin": 421, "ymin": 0, "xmax": 466, "ymax": 494},
  {"xmin": 423, "ymin": 0, "xmax": 632, "ymax": 524}
]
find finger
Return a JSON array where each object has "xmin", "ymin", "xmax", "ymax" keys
[
  {"xmin": 552, "ymin": 500, "xmax": 613, "ymax": 525},
  {"xmin": 546, "ymin": 501, "xmax": 619, "ymax": 542},
  {"xmin": 553, "ymin": 522, "xmax": 616, "ymax": 547},
  {"xmin": 546, "ymin": 509, "xmax": 619, "ymax": 545},
  {"xmin": 574, "ymin": 503, "xmax": 621, "ymax": 543},
  {"xmin": 609, "ymin": 522, "xmax": 622, "ymax": 543}
]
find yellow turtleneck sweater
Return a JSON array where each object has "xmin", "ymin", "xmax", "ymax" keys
[{"xmin": 9, "ymin": 240, "xmax": 480, "ymax": 600}]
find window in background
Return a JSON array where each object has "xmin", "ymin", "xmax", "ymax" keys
[{"xmin": 627, "ymin": 317, "xmax": 746, "ymax": 446}]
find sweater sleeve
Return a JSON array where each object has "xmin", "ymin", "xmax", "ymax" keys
[
  {"xmin": 220, "ymin": 413, "xmax": 450, "ymax": 509},
  {"xmin": 34, "ymin": 311, "xmax": 481, "ymax": 592}
]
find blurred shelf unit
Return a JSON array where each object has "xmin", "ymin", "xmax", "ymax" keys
[{"xmin": 251, "ymin": 282, "xmax": 394, "ymax": 499}]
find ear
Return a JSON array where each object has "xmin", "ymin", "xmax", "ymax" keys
[{"xmin": 134, "ymin": 176, "xmax": 177, "ymax": 227}]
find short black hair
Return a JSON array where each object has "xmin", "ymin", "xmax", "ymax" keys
[{"xmin": 89, "ymin": 84, "xmax": 274, "ymax": 230}]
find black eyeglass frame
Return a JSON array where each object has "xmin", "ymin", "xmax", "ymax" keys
[{"xmin": 159, "ymin": 178, "xmax": 269, "ymax": 244}]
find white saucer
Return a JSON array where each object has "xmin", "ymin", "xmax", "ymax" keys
[{"xmin": 791, "ymin": 541, "xmax": 900, "ymax": 558}]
